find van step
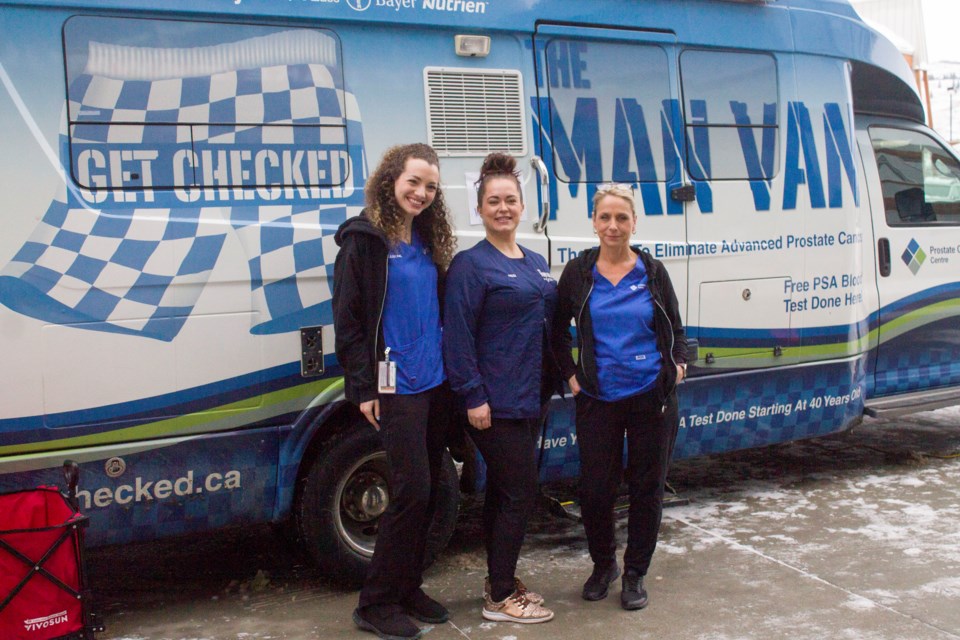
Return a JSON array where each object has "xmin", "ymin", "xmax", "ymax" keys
[{"xmin": 864, "ymin": 386, "xmax": 960, "ymax": 418}]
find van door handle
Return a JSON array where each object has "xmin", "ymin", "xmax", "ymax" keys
[
  {"xmin": 531, "ymin": 155, "xmax": 550, "ymax": 233},
  {"xmin": 877, "ymin": 237, "xmax": 891, "ymax": 277}
]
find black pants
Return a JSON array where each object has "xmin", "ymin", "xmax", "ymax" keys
[
  {"xmin": 575, "ymin": 388, "xmax": 678, "ymax": 576},
  {"xmin": 467, "ymin": 417, "xmax": 539, "ymax": 602},
  {"xmin": 358, "ymin": 383, "xmax": 451, "ymax": 611}
]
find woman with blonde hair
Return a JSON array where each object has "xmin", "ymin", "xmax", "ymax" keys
[
  {"xmin": 552, "ymin": 183, "xmax": 687, "ymax": 611},
  {"xmin": 333, "ymin": 143, "xmax": 456, "ymax": 640}
]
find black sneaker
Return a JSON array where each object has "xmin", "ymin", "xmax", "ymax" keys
[
  {"xmin": 581, "ymin": 561, "xmax": 621, "ymax": 601},
  {"xmin": 353, "ymin": 606, "xmax": 422, "ymax": 640},
  {"xmin": 401, "ymin": 589, "xmax": 449, "ymax": 624},
  {"xmin": 620, "ymin": 569, "xmax": 649, "ymax": 610}
]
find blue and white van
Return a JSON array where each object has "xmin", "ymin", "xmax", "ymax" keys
[{"xmin": 1, "ymin": 0, "xmax": 957, "ymax": 584}]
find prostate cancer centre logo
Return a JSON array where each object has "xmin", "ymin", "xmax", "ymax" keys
[{"xmin": 901, "ymin": 238, "xmax": 926, "ymax": 275}]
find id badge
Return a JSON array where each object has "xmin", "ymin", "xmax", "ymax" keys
[{"xmin": 378, "ymin": 347, "xmax": 397, "ymax": 394}]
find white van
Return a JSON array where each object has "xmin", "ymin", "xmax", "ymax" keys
[{"xmin": 1, "ymin": 0, "xmax": 957, "ymax": 583}]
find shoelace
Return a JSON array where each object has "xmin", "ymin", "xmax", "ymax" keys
[
  {"xmin": 487, "ymin": 578, "xmax": 539, "ymax": 602},
  {"xmin": 509, "ymin": 593, "xmax": 532, "ymax": 611},
  {"xmin": 515, "ymin": 580, "xmax": 532, "ymax": 599},
  {"xmin": 623, "ymin": 574, "xmax": 641, "ymax": 590}
]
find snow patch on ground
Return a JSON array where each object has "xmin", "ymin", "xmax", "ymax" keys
[
  {"xmin": 842, "ymin": 594, "xmax": 877, "ymax": 611},
  {"xmin": 658, "ymin": 542, "xmax": 688, "ymax": 555},
  {"xmin": 917, "ymin": 577, "xmax": 960, "ymax": 598}
]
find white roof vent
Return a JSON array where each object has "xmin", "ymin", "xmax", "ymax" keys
[{"xmin": 424, "ymin": 67, "xmax": 527, "ymax": 156}]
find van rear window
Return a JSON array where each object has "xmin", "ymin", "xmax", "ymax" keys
[
  {"xmin": 63, "ymin": 17, "xmax": 348, "ymax": 194},
  {"xmin": 540, "ymin": 38, "xmax": 676, "ymax": 185},
  {"xmin": 680, "ymin": 49, "xmax": 779, "ymax": 181}
]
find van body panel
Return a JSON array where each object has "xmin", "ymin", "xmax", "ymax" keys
[{"xmin": 0, "ymin": 0, "xmax": 956, "ymax": 554}]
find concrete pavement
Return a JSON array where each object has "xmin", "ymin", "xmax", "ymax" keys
[{"xmin": 90, "ymin": 407, "xmax": 960, "ymax": 640}]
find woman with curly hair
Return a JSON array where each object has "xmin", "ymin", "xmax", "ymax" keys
[
  {"xmin": 443, "ymin": 152, "xmax": 558, "ymax": 624},
  {"xmin": 333, "ymin": 143, "xmax": 456, "ymax": 640}
]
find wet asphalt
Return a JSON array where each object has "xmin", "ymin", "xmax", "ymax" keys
[{"xmin": 88, "ymin": 407, "xmax": 960, "ymax": 640}]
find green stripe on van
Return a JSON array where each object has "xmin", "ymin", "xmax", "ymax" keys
[{"xmin": 0, "ymin": 377, "xmax": 343, "ymax": 456}]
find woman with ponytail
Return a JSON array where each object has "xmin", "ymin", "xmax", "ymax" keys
[
  {"xmin": 443, "ymin": 152, "xmax": 557, "ymax": 624},
  {"xmin": 333, "ymin": 143, "xmax": 456, "ymax": 640}
]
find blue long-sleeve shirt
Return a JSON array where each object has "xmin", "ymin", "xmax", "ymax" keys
[{"xmin": 443, "ymin": 240, "xmax": 557, "ymax": 419}]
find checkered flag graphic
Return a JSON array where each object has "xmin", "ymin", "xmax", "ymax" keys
[
  {"xmin": 1, "ymin": 193, "xmax": 227, "ymax": 341},
  {"xmin": 0, "ymin": 30, "xmax": 365, "ymax": 340}
]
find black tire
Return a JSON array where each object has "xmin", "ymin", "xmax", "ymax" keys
[{"xmin": 296, "ymin": 424, "xmax": 459, "ymax": 587}]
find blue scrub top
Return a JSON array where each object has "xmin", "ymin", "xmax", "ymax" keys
[
  {"xmin": 382, "ymin": 230, "xmax": 445, "ymax": 394},
  {"xmin": 586, "ymin": 260, "xmax": 661, "ymax": 402},
  {"xmin": 443, "ymin": 240, "xmax": 557, "ymax": 419}
]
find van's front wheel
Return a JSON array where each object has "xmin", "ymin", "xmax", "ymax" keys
[{"xmin": 297, "ymin": 425, "xmax": 459, "ymax": 587}]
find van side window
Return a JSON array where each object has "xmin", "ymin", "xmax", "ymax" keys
[
  {"xmin": 680, "ymin": 50, "xmax": 778, "ymax": 181},
  {"xmin": 869, "ymin": 127, "xmax": 960, "ymax": 226},
  {"xmin": 541, "ymin": 39, "xmax": 674, "ymax": 184},
  {"xmin": 63, "ymin": 17, "xmax": 348, "ymax": 194}
]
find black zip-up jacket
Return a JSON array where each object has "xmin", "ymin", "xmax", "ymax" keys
[
  {"xmin": 333, "ymin": 214, "xmax": 389, "ymax": 405},
  {"xmin": 551, "ymin": 247, "xmax": 687, "ymax": 406},
  {"xmin": 332, "ymin": 212, "xmax": 446, "ymax": 405}
]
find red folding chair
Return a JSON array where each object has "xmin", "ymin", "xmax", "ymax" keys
[{"xmin": 0, "ymin": 461, "xmax": 102, "ymax": 640}]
